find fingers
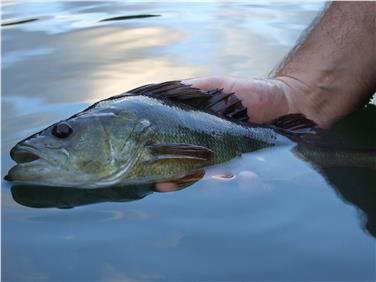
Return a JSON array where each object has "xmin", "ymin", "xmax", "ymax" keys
[
  {"xmin": 180, "ymin": 76, "xmax": 291, "ymax": 124},
  {"xmin": 181, "ymin": 76, "xmax": 230, "ymax": 91}
]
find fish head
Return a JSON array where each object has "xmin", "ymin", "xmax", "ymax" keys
[{"xmin": 6, "ymin": 107, "xmax": 150, "ymax": 187}]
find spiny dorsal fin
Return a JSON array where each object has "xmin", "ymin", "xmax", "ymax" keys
[{"xmin": 126, "ymin": 81, "xmax": 249, "ymax": 122}]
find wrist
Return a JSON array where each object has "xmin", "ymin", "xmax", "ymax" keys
[
  {"xmin": 273, "ymin": 75, "xmax": 332, "ymax": 127},
  {"xmin": 237, "ymin": 78, "xmax": 291, "ymax": 123}
]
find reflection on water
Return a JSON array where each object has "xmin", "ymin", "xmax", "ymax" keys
[
  {"xmin": 99, "ymin": 14, "xmax": 161, "ymax": 22},
  {"xmin": 1, "ymin": 18, "xmax": 39, "ymax": 26},
  {"xmin": 10, "ymin": 184, "xmax": 153, "ymax": 209},
  {"xmin": 10, "ymin": 158, "xmax": 376, "ymax": 239},
  {"xmin": 2, "ymin": 1, "xmax": 375, "ymax": 281},
  {"xmin": 295, "ymin": 105, "xmax": 376, "ymax": 238},
  {"xmin": 307, "ymin": 106, "xmax": 376, "ymax": 237}
]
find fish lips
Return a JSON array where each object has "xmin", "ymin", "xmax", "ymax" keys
[
  {"xmin": 10, "ymin": 145, "xmax": 40, "ymax": 164},
  {"xmin": 5, "ymin": 145, "xmax": 45, "ymax": 181}
]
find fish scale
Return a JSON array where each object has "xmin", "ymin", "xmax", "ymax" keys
[{"xmin": 120, "ymin": 96, "xmax": 286, "ymax": 182}]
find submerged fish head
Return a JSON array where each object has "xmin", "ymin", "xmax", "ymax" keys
[{"xmin": 6, "ymin": 108, "xmax": 149, "ymax": 187}]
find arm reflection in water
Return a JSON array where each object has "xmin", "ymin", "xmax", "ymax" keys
[
  {"xmin": 10, "ymin": 106, "xmax": 376, "ymax": 237},
  {"xmin": 293, "ymin": 105, "xmax": 376, "ymax": 238}
]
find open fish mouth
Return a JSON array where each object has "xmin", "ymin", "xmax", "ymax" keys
[{"xmin": 10, "ymin": 145, "xmax": 40, "ymax": 164}]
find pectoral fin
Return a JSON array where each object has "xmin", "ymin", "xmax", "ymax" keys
[{"xmin": 148, "ymin": 143, "xmax": 213, "ymax": 161}]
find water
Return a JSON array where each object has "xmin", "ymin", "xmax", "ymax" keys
[{"xmin": 2, "ymin": 1, "xmax": 375, "ymax": 281}]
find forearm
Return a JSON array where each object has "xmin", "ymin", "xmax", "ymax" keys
[{"xmin": 275, "ymin": 2, "xmax": 376, "ymax": 127}]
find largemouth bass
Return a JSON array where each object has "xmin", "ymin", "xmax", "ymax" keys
[{"xmin": 5, "ymin": 81, "xmax": 375, "ymax": 188}]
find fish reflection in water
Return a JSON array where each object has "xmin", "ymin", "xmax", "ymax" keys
[
  {"xmin": 11, "ymin": 184, "xmax": 153, "ymax": 209},
  {"xmin": 10, "ymin": 161, "xmax": 376, "ymax": 238}
]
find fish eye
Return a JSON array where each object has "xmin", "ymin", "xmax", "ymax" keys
[{"xmin": 52, "ymin": 122, "xmax": 72, "ymax": 139}]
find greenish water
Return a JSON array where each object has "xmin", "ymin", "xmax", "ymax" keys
[{"xmin": 2, "ymin": 1, "xmax": 375, "ymax": 281}]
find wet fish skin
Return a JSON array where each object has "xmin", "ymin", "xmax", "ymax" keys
[
  {"xmin": 112, "ymin": 95, "xmax": 289, "ymax": 182},
  {"xmin": 12, "ymin": 81, "xmax": 374, "ymax": 189},
  {"xmin": 5, "ymin": 83, "xmax": 290, "ymax": 188},
  {"xmin": 7, "ymin": 109, "xmax": 130, "ymax": 187}
]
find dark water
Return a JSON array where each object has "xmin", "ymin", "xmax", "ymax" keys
[{"xmin": 2, "ymin": 2, "xmax": 375, "ymax": 281}]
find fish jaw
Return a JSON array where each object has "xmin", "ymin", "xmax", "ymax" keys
[
  {"xmin": 5, "ymin": 157, "xmax": 55, "ymax": 185},
  {"xmin": 6, "ymin": 144, "xmax": 72, "ymax": 186}
]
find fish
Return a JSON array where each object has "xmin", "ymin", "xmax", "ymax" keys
[{"xmin": 5, "ymin": 81, "xmax": 375, "ymax": 188}]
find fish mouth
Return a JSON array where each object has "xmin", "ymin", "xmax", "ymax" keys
[{"xmin": 10, "ymin": 145, "xmax": 40, "ymax": 164}]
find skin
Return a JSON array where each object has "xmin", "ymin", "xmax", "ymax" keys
[{"xmin": 183, "ymin": 2, "xmax": 376, "ymax": 128}]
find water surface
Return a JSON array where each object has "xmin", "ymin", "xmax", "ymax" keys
[{"xmin": 2, "ymin": 1, "xmax": 375, "ymax": 281}]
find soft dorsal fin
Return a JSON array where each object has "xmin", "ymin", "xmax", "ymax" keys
[
  {"xmin": 268, "ymin": 114, "xmax": 321, "ymax": 142},
  {"xmin": 270, "ymin": 114, "xmax": 317, "ymax": 133},
  {"xmin": 125, "ymin": 81, "xmax": 249, "ymax": 122}
]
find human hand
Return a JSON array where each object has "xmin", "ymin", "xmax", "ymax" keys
[{"xmin": 182, "ymin": 76, "xmax": 297, "ymax": 124}]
